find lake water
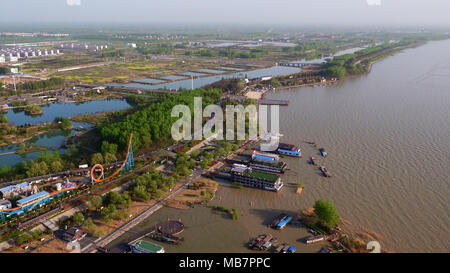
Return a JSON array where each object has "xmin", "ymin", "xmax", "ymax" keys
[
  {"xmin": 133, "ymin": 78, "xmax": 165, "ymax": 84},
  {"xmin": 107, "ymin": 66, "xmax": 301, "ymax": 91},
  {"xmin": 0, "ymin": 122, "xmax": 92, "ymax": 167},
  {"xmin": 108, "ymin": 40, "xmax": 450, "ymax": 253},
  {"xmin": 0, "ymin": 99, "xmax": 131, "ymax": 167},
  {"xmin": 5, "ymin": 99, "xmax": 131, "ymax": 126}
]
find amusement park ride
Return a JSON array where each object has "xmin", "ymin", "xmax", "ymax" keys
[{"xmin": 0, "ymin": 134, "xmax": 135, "ymax": 221}]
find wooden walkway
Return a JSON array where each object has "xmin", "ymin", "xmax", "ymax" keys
[{"xmin": 258, "ymin": 99, "xmax": 289, "ymax": 106}]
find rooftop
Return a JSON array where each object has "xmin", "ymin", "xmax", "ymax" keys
[
  {"xmin": 244, "ymin": 170, "xmax": 280, "ymax": 182},
  {"xmin": 17, "ymin": 191, "xmax": 49, "ymax": 205},
  {"xmin": 133, "ymin": 240, "xmax": 164, "ymax": 253}
]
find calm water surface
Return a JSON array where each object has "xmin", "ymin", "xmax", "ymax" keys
[{"xmin": 5, "ymin": 99, "xmax": 131, "ymax": 126}]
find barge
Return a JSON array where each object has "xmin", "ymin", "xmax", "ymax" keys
[
  {"xmin": 129, "ymin": 239, "xmax": 165, "ymax": 253},
  {"xmin": 230, "ymin": 164, "xmax": 284, "ymax": 192},
  {"xmin": 149, "ymin": 232, "xmax": 183, "ymax": 245},
  {"xmin": 277, "ymin": 143, "xmax": 301, "ymax": 157},
  {"xmin": 249, "ymin": 234, "xmax": 276, "ymax": 251}
]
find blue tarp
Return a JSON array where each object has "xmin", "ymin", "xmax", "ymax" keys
[
  {"xmin": 254, "ymin": 154, "xmax": 275, "ymax": 161},
  {"xmin": 276, "ymin": 216, "xmax": 292, "ymax": 228},
  {"xmin": 278, "ymin": 148, "xmax": 300, "ymax": 155}
]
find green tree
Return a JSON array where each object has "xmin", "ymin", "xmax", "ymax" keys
[
  {"xmin": 32, "ymin": 230, "xmax": 43, "ymax": 240},
  {"xmin": 104, "ymin": 153, "xmax": 117, "ymax": 164},
  {"xmin": 88, "ymin": 195, "xmax": 103, "ymax": 211},
  {"xmin": 0, "ymin": 114, "xmax": 8, "ymax": 124},
  {"xmin": 269, "ymin": 78, "xmax": 282, "ymax": 87},
  {"xmin": 100, "ymin": 204, "xmax": 117, "ymax": 224},
  {"xmin": 72, "ymin": 212, "xmax": 85, "ymax": 225},
  {"xmin": 84, "ymin": 217, "xmax": 96, "ymax": 234},
  {"xmin": 101, "ymin": 141, "xmax": 118, "ymax": 155},
  {"xmin": 50, "ymin": 161, "xmax": 63, "ymax": 173},
  {"xmin": 133, "ymin": 185, "xmax": 150, "ymax": 201},
  {"xmin": 90, "ymin": 153, "xmax": 104, "ymax": 165},
  {"xmin": 16, "ymin": 234, "xmax": 32, "ymax": 245},
  {"xmin": 313, "ymin": 199, "xmax": 340, "ymax": 229},
  {"xmin": 104, "ymin": 191, "xmax": 124, "ymax": 206},
  {"xmin": 231, "ymin": 208, "xmax": 239, "ymax": 220},
  {"xmin": 326, "ymin": 65, "xmax": 347, "ymax": 78},
  {"xmin": 60, "ymin": 118, "xmax": 72, "ymax": 130}
]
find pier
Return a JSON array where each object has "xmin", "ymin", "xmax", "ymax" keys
[{"xmin": 258, "ymin": 99, "xmax": 289, "ymax": 106}]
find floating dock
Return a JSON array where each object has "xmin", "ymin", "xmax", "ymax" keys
[{"xmin": 258, "ymin": 99, "xmax": 289, "ymax": 106}]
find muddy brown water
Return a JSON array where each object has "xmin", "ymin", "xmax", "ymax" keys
[{"xmin": 109, "ymin": 40, "xmax": 450, "ymax": 253}]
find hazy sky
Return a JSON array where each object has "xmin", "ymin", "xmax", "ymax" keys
[{"xmin": 1, "ymin": 0, "xmax": 450, "ymax": 27}]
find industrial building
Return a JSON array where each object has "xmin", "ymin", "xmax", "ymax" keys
[
  {"xmin": 56, "ymin": 43, "xmax": 108, "ymax": 52},
  {"xmin": 0, "ymin": 46, "xmax": 62, "ymax": 63}
]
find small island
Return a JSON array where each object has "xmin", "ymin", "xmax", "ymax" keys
[{"xmin": 24, "ymin": 105, "xmax": 43, "ymax": 115}]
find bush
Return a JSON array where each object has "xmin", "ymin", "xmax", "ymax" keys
[
  {"xmin": 231, "ymin": 208, "xmax": 239, "ymax": 220},
  {"xmin": 16, "ymin": 234, "xmax": 32, "ymax": 245},
  {"xmin": 313, "ymin": 199, "xmax": 340, "ymax": 230}
]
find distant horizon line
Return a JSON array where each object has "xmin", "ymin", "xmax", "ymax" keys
[{"xmin": 0, "ymin": 22, "xmax": 449, "ymax": 32}]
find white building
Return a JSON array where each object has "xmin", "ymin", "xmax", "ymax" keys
[{"xmin": 0, "ymin": 199, "xmax": 12, "ymax": 210}]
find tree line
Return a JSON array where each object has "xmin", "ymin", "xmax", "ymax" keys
[{"xmin": 100, "ymin": 88, "xmax": 222, "ymax": 151}]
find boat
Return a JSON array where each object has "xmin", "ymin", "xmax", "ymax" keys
[
  {"xmin": 305, "ymin": 235, "xmax": 326, "ymax": 244},
  {"xmin": 129, "ymin": 240, "xmax": 165, "ymax": 253},
  {"xmin": 281, "ymin": 245, "xmax": 290, "ymax": 253},
  {"xmin": 249, "ymin": 234, "xmax": 274, "ymax": 250},
  {"xmin": 310, "ymin": 157, "xmax": 319, "ymax": 166},
  {"xmin": 275, "ymin": 245, "xmax": 284, "ymax": 253},
  {"xmin": 319, "ymin": 148, "xmax": 327, "ymax": 157},
  {"xmin": 271, "ymin": 213, "xmax": 292, "ymax": 229},
  {"xmin": 261, "ymin": 241, "xmax": 273, "ymax": 251},
  {"xmin": 319, "ymin": 166, "xmax": 332, "ymax": 177},
  {"xmin": 288, "ymin": 246, "xmax": 296, "ymax": 253},
  {"xmin": 149, "ymin": 232, "xmax": 182, "ymax": 245},
  {"xmin": 277, "ymin": 143, "xmax": 301, "ymax": 157},
  {"xmin": 275, "ymin": 215, "xmax": 292, "ymax": 230}
]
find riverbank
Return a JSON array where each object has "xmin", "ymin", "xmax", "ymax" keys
[{"xmin": 267, "ymin": 39, "xmax": 430, "ymax": 90}]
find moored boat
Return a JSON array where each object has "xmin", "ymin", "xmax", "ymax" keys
[
  {"xmin": 249, "ymin": 234, "xmax": 275, "ymax": 251},
  {"xmin": 319, "ymin": 166, "xmax": 332, "ymax": 177},
  {"xmin": 271, "ymin": 213, "xmax": 292, "ymax": 229},
  {"xmin": 310, "ymin": 157, "xmax": 319, "ymax": 166},
  {"xmin": 305, "ymin": 235, "xmax": 326, "ymax": 244}
]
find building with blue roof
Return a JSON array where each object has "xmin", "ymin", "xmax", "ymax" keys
[
  {"xmin": 17, "ymin": 191, "xmax": 50, "ymax": 211},
  {"xmin": 0, "ymin": 182, "xmax": 31, "ymax": 198}
]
